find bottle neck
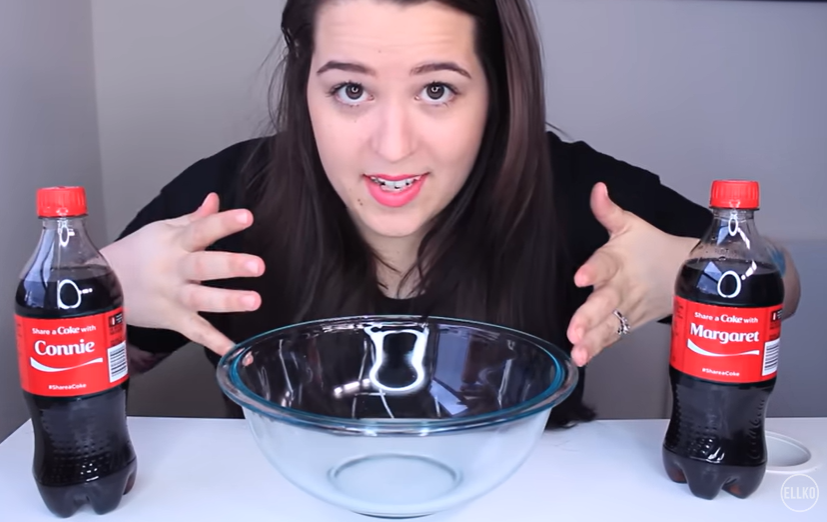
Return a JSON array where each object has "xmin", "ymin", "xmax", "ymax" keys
[
  {"xmin": 40, "ymin": 215, "xmax": 91, "ymax": 242},
  {"xmin": 25, "ymin": 214, "xmax": 106, "ymax": 277},
  {"xmin": 710, "ymin": 208, "xmax": 758, "ymax": 240},
  {"xmin": 701, "ymin": 207, "xmax": 771, "ymax": 264}
]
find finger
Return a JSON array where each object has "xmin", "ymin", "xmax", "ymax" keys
[
  {"xmin": 167, "ymin": 193, "xmax": 221, "ymax": 227},
  {"xmin": 574, "ymin": 248, "xmax": 620, "ymax": 288},
  {"xmin": 179, "ymin": 251, "xmax": 265, "ymax": 283},
  {"xmin": 177, "ymin": 283, "xmax": 261, "ymax": 314},
  {"xmin": 177, "ymin": 313, "xmax": 236, "ymax": 356},
  {"xmin": 590, "ymin": 182, "xmax": 629, "ymax": 236},
  {"xmin": 191, "ymin": 193, "xmax": 220, "ymax": 220},
  {"xmin": 180, "ymin": 209, "xmax": 254, "ymax": 252},
  {"xmin": 571, "ymin": 314, "xmax": 622, "ymax": 367},
  {"xmin": 567, "ymin": 285, "xmax": 621, "ymax": 345}
]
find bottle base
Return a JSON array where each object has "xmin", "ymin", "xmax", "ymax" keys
[
  {"xmin": 35, "ymin": 458, "xmax": 137, "ymax": 518},
  {"xmin": 662, "ymin": 446, "xmax": 765, "ymax": 500}
]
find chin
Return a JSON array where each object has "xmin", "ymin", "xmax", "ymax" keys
[{"xmin": 358, "ymin": 213, "xmax": 427, "ymax": 240}]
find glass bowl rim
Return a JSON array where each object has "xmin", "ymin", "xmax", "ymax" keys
[{"xmin": 216, "ymin": 314, "xmax": 579, "ymax": 435}]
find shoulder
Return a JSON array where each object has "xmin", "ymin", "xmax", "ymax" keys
[
  {"xmin": 117, "ymin": 136, "xmax": 272, "ymax": 239},
  {"xmin": 545, "ymin": 130, "xmax": 712, "ymax": 261},
  {"xmin": 156, "ymin": 137, "xmax": 271, "ymax": 214},
  {"xmin": 546, "ymin": 130, "xmax": 671, "ymax": 217}
]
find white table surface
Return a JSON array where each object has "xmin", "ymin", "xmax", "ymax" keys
[{"xmin": 0, "ymin": 416, "xmax": 823, "ymax": 521}]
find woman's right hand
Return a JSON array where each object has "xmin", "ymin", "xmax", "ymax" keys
[{"xmin": 101, "ymin": 193, "xmax": 265, "ymax": 356}]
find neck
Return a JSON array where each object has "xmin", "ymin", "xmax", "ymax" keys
[{"xmin": 359, "ymin": 226, "xmax": 424, "ymax": 299}]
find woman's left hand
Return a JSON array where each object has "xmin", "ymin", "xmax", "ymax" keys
[{"xmin": 567, "ymin": 182, "xmax": 700, "ymax": 367}]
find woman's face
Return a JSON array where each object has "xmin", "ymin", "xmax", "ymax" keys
[{"xmin": 307, "ymin": 0, "xmax": 489, "ymax": 244}]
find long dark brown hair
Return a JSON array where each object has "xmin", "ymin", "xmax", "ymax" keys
[{"xmin": 237, "ymin": 0, "xmax": 574, "ymax": 352}]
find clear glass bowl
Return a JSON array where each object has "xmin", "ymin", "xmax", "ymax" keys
[{"xmin": 216, "ymin": 315, "xmax": 578, "ymax": 519}]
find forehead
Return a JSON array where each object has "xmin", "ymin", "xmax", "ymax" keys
[{"xmin": 313, "ymin": 0, "xmax": 477, "ymax": 66}]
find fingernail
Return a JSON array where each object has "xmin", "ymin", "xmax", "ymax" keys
[{"xmin": 245, "ymin": 260, "xmax": 260, "ymax": 275}]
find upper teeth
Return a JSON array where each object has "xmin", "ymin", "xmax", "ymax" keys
[{"xmin": 369, "ymin": 175, "xmax": 422, "ymax": 190}]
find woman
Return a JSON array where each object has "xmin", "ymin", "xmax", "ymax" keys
[{"xmin": 102, "ymin": 0, "xmax": 801, "ymax": 427}]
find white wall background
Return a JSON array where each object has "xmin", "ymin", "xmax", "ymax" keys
[
  {"xmin": 0, "ymin": 0, "xmax": 105, "ymax": 441},
  {"xmin": 1, "ymin": 0, "xmax": 825, "ymax": 441},
  {"xmin": 534, "ymin": 0, "xmax": 827, "ymax": 242},
  {"xmin": 92, "ymin": 0, "xmax": 280, "ymax": 241}
]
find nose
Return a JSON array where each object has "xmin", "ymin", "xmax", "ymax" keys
[{"xmin": 370, "ymin": 98, "xmax": 415, "ymax": 164}]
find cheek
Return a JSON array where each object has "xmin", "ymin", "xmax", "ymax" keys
[
  {"xmin": 307, "ymin": 93, "xmax": 358, "ymax": 188},
  {"xmin": 307, "ymin": 92, "xmax": 337, "ymax": 153},
  {"xmin": 427, "ymin": 105, "xmax": 488, "ymax": 188}
]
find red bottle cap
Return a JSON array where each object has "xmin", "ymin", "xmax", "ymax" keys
[
  {"xmin": 36, "ymin": 186, "xmax": 88, "ymax": 217},
  {"xmin": 709, "ymin": 180, "xmax": 760, "ymax": 209}
]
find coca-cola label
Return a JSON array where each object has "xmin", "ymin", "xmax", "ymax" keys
[
  {"xmin": 15, "ymin": 308, "xmax": 128, "ymax": 397},
  {"xmin": 670, "ymin": 296, "xmax": 782, "ymax": 383}
]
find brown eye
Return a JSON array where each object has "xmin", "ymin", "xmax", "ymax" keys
[
  {"xmin": 345, "ymin": 84, "xmax": 363, "ymax": 100},
  {"xmin": 333, "ymin": 83, "xmax": 368, "ymax": 105},
  {"xmin": 420, "ymin": 83, "xmax": 455, "ymax": 105},
  {"xmin": 426, "ymin": 84, "xmax": 446, "ymax": 100}
]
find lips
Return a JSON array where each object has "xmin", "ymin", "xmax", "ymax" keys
[
  {"xmin": 367, "ymin": 174, "xmax": 425, "ymax": 192},
  {"xmin": 363, "ymin": 173, "xmax": 428, "ymax": 208}
]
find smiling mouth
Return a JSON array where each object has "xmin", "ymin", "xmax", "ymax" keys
[{"xmin": 367, "ymin": 174, "xmax": 425, "ymax": 192}]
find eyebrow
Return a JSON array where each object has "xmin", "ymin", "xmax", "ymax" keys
[{"xmin": 316, "ymin": 60, "xmax": 471, "ymax": 79}]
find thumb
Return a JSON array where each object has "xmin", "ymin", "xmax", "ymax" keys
[
  {"xmin": 190, "ymin": 193, "xmax": 220, "ymax": 220},
  {"xmin": 169, "ymin": 193, "xmax": 221, "ymax": 227},
  {"xmin": 590, "ymin": 182, "xmax": 628, "ymax": 235}
]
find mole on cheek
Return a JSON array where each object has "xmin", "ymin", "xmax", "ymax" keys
[{"xmin": 357, "ymin": 199, "xmax": 364, "ymax": 206}]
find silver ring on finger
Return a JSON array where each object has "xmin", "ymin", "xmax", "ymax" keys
[{"xmin": 613, "ymin": 309, "xmax": 631, "ymax": 337}]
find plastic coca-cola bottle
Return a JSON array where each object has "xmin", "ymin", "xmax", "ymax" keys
[
  {"xmin": 662, "ymin": 179, "xmax": 784, "ymax": 500},
  {"xmin": 14, "ymin": 186, "xmax": 137, "ymax": 517}
]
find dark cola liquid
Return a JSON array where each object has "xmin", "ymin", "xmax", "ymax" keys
[
  {"xmin": 16, "ymin": 265, "xmax": 137, "ymax": 517},
  {"xmin": 674, "ymin": 258, "xmax": 784, "ymax": 308},
  {"xmin": 663, "ymin": 258, "xmax": 784, "ymax": 500}
]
